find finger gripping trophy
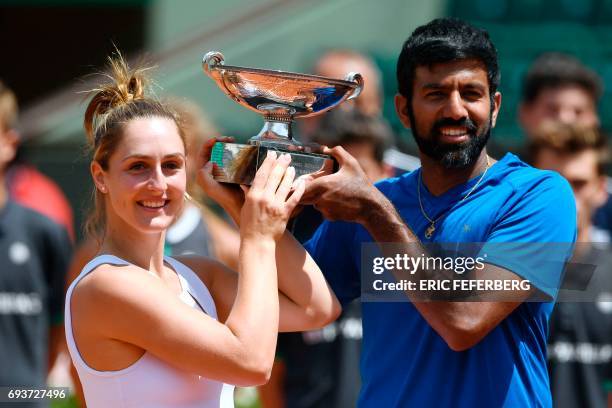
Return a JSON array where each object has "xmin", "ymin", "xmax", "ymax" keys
[{"xmin": 202, "ymin": 51, "xmax": 363, "ymax": 184}]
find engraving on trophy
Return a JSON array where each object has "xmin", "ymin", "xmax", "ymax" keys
[{"xmin": 202, "ymin": 51, "xmax": 363, "ymax": 184}]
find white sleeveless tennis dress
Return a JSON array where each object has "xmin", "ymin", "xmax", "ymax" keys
[{"xmin": 65, "ymin": 254, "xmax": 235, "ymax": 408}]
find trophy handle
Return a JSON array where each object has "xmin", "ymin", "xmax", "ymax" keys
[
  {"xmin": 202, "ymin": 51, "xmax": 225, "ymax": 75},
  {"xmin": 345, "ymin": 72, "xmax": 364, "ymax": 100}
]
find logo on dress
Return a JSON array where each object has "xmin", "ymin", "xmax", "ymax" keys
[{"xmin": 9, "ymin": 242, "xmax": 30, "ymax": 265}]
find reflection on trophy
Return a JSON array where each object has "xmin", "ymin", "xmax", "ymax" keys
[{"xmin": 202, "ymin": 51, "xmax": 363, "ymax": 184}]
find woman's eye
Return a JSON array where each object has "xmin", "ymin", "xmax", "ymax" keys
[
  {"xmin": 129, "ymin": 162, "xmax": 146, "ymax": 171},
  {"xmin": 163, "ymin": 161, "xmax": 182, "ymax": 170}
]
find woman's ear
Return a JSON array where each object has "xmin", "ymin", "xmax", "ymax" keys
[{"xmin": 90, "ymin": 161, "xmax": 107, "ymax": 193}]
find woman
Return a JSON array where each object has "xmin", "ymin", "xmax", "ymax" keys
[{"xmin": 65, "ymin": 56, "xmax": 340, "ymax": 407}]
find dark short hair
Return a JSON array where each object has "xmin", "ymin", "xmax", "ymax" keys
[
  {"xmin": 522, "ymin": 53, "xmax": 603, "ymax": 104},
  {"xmin": 396, "ymin": 18, "xmax": 500, "ymax": 100},
  {"xmin": 528, "ymin": 122, "xmax": 608, "ymax": 175},
  {"xmin": 313, "ymin": 108, "xmax": 394, "ymax": 163}
]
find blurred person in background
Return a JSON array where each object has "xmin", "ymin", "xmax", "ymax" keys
[
  {"xmin": 530, "ymin": 122, "xmax": 612, "ymax": 408},
  {"xmin": 0, "ymin": 80, "xmax": 72, "ymax": 407},
  {"xmin": 519, "ymin": 53, "xmax": 601, "ymax": 137},
  {"xmin": 0, "ymin": 81, "xmax": 75, "ymax": 242},
  {"xmin": 518, "ymin": 52, "xmax": 612, "ymax": 241}
]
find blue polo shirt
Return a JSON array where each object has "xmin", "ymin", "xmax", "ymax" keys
[{"xmin": 305, "ymin": 153, "xmax": 576, "ymax": 407}]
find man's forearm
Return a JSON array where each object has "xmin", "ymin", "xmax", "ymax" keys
[
  {"xmin": 357, "ymin": 191, "xmax": 527, "ymax": 350},
  {"xmin": 360, "ymin": 190, "xmax": 415, "ymax": 244}
]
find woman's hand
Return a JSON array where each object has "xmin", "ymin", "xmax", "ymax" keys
[
  {"xmin": 196, "ymin": 137, "xmax": 245, "ymax": 221},
  {"xmin": 239, "ymin": 151, "xmax": 305, "ymax": 242}
]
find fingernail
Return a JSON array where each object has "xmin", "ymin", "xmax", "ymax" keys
[
  {"xmin": 287, "ymin": 166, "xmax": 295, "ymax": 175},
  {"xmin": 283, "ymin": 153, "xmax": 291, "ymax": 162},
  {"xmin": 267, "ymin": 150, "xmax": 276, "ymax": 159}
]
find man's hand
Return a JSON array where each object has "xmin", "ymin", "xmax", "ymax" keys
[{"xmin": 301, "ymin": 146, "xmax": 384, "ymax": 222}]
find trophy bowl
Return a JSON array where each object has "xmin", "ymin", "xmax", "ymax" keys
[{"xmin": 202, "ymin": 51, "xmax": 364, "ymax": 184}]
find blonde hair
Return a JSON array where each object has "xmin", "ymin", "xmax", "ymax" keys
[
  {"xmin": 83, "ymin": 53, "xmax": 185, "ymax": 241},
  {"xmin": 0, "ymin": 80, "xmax": 18, "ymax": 131}
]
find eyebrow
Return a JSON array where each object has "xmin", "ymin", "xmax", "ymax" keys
[
  {"xmin": 121, "ymin": 153, "xmax": 185, "ymax": 162},
  {"xmin": 421, "ymin": 82, "xmax": 487, "ymax": 92}
]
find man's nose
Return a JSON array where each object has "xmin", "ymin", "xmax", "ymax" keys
[
  {"xmin": 442, "ymin": 91, "xmax": 469, "ymax": 120},
  {"xmin": 557, "ymin": 107, "xmax": 577, "ymax": 124}
]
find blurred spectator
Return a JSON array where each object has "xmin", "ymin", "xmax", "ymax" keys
[
  {"xmin": 259, "ymin": 108, "xmax": 395, "ymax": 408},
  {"xmin": 519, "ymin": 53, "xmax": 612, "ymax": 242},
  {"xmin": 314, "ymin": 49, "xmax": 383, "ymax": 118},
  {"xmin": 0, "ymin": 80, "xmax": 72, "ymax": 407},
  {"xmin": 519, "ymin": 53, "xmax": 602, "ymax": 138},
  {"xmin": 1, "ymin": 81, "xmax": 75, "ymax": 240},
  {"xmin": 530, "ymin": 122, "xmax": 612, "ymax": 408}
]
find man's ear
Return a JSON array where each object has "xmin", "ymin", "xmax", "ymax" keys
[
  {"xmin": 394, "ymin": 93, "xmax": 412, "ymax": 130},
  {"xmin": 491, "ymin": 92, "xmax": 502, "ymax": 128},
  {"xmin": 594, "ymin": 174, "xmax": 609, "ymax": 208},
  {"xmin": 90, "ymin": 161, "xmax": 107, "ymax": 193}
]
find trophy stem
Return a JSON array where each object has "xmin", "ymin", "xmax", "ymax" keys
[{"xmin": 251, "ymin": 117, "xmax": 298, "ymax": 146}]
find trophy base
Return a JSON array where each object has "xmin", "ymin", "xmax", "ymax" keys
[{"xmin": 210, "ymin": 142, "xmax": 336, "ymax": 185}]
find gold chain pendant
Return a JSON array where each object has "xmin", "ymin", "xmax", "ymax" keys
[{"xmin": 425, "ymin": 223, "xmax": 436, "ymax": 239}]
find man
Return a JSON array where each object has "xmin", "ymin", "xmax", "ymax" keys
[
  {"xmin": 0, "ymin": 80, "xmax": 72, "ymax": 407},
  {"xmin": 519, "ymin": 52, "xmax": 602, "ymax": 139},
  {"xmin": 302, "ymin": 18, "xmax": 576, "ymax": 407},
  {"xmin": 530, "ymin": 122, "xmax": 612, "ymax": 408}
]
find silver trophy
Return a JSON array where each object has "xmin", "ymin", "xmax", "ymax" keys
[{"xmin": 202, "ymin": 51, "xmax": 363, "ymax": 184}]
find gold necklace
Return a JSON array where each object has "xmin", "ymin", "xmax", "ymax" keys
[{"xmin": 418, "ymin": 156, "xmax": 490, "ymax": 239}]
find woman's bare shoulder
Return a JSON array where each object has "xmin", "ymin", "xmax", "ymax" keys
[{"xmin": 71, "ymin": 263, "xmax": 154, "ymax": 309}]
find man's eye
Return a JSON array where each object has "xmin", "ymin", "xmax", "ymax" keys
[
  {"xmin": 463, "ymin": 91, "xmax": 482, "ymax": 100},
  {"xmin": 426, "ymin": 91, "xmax": 444, "ymax": 98}
]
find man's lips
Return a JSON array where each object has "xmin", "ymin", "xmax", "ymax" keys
[{"xmin": 437, "ymin": 126, "xmax": 471, "ymax": 143}]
